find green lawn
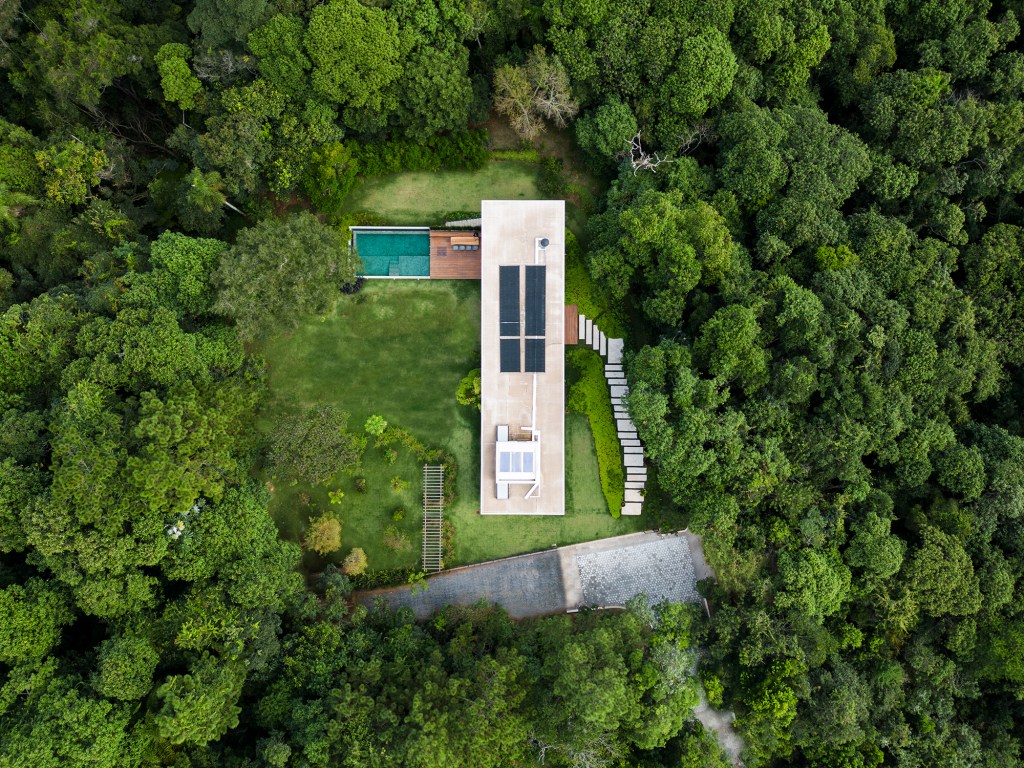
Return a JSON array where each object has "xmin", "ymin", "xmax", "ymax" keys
[
  {"xmin": 257, "ymin": 280, "xmax": 643, "ymax": 574},
  {"xmin": 343, "ymin": 160, "xmax": 541, "ymax": 224}
]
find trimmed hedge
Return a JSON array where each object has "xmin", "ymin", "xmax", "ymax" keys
[
  {"xmin": 567, "ymin": 347, "xmax": 625, "ymax": 517},
  {"xmin": 490, "ymin": 148, "xmax": 542, "ymax": 162},
  {"xmin": 348, "ymin": 567, "xmax": 418, "ymax": 590},
  {"xmin": 352, "ymin": 130, "xmax": 489, "ymax": 177}
]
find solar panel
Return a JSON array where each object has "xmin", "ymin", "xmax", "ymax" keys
[
  {"xmin": 525, "ymin": 265, "xmax": 546, "ymax": 336},
  {"xmin": 499, "ymin": 266, "xmax": 519, "ymax": 336},
  {"xmin": 524, "ymin": 338, "xmax": 545, "ymax": 372},
  {"xmin": 500, "ymin": 338, "xmax": 520, "ymax": 372}
]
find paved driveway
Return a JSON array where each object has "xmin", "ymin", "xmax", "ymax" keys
[
  {"xmin": 360, "ymin": 548, "xmax": 567, "ymax": 620},
  {"xmin": 356, "ymin": 530, "xmax": 708, "ymax": 620}
]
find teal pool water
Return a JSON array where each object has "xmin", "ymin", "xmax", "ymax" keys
[{"xmin": 353, "ymin": 230, "xmax": 430, "ymax": 277}]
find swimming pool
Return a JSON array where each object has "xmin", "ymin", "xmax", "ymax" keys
[{"xmin": 352, "ymin": 228, "xmax": 430, "ymax": 277}]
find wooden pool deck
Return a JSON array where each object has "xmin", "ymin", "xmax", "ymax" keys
[{"xmin": 430, "ymin": 230, "xmax": 481, "ymax": 279}]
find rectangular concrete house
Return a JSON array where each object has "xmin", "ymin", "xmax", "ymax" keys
[{"xmin": 480, "ymin": 200, "xmax": 565, "ymax": 515}]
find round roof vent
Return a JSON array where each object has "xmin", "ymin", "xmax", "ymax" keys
[{"xmin": 539, "ymin": 238, "xmax": 550, "ymax": 248}]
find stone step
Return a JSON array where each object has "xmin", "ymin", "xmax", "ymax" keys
[
  {"xmin": 585, "ymin": 318, "xmax": 594, "ymax": 346},
  {"xmin": 611, "ymin": 385, "xmax": 629, "ymax": 399},
  {"xmin": 624, "ymin": 453, "xmax": 644, "ymax": 467},
  {"xmin": 606, "ymin": 377, "xmax": 628, "ymax": 386},
  {"xmin": 625, "ymin": 480, "xmax": 646, "ymax": 490},
  {"xmin": 578, "ymin": 314, "xmax": 586, "ymax": 340},
  {"xmin": 605, "ymin": 364, "xmax": 623, "ymax": 374},
  {"xmin": 623, "ymin": 446, "xmax": 645, "ymax": 454},
  {"xmin": 607, "ymin": 338, "xmax": 624, "ymax": 365},
  {"xmin": 620, "ymin": 501, "xmax": 642, "ymax": 516},
  {"xmin": 626, "ymin": 468, "xmax": 648, "ymax": 479},
  {"xmin": 621, "ymin": 438, "xmax": 642, "ymax": 447},
  {"xmin": 599, "ymin": 331, "xmax": 607, "ymax": 357},
  {"xmin": 616, "ymin": 418, "xmax": 636, "ymax": 432},
  {"xmin": 617, "ymin": 431, "xmax": 638, "ymax": 441},
  {"xmin": 625, "ymin": 489, "xmax": 645, "ymax": 503}
]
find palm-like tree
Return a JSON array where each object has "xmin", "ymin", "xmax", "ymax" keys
[
  {"xmin": 0, "ymin": 183, "xmax": 39, "ymax": 230},
  {"xmin": 180, "ymin": 169, "xmax": 245, "ymax": 232}
]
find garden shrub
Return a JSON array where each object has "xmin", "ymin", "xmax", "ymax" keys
[
  {"xmin": 382, "ymin": 524, "xmax": 410, "ymax": 551},
  {"xmin": 567, "ymin": 347, "xmax": 625, "ymax": 517},
  {"xmin": 341, "ymin": 277, "xmax": 365, "ymax": 295},
  {"xmin": 537, "ymin": 157, "xmax": 569, "ymax": 198},
  {"xmin": 441, "ymin": 519, "xmax": 456, "ymax": 565},
  {"xmin": 455, "ymin": 368, "xmax": 481, "ymax": 409},
  {"xmin": 341, "ymin": 547, "xmax": 368, "ymax": 576},
  {"xmin": 364, "ymin": 414, "xmax": 387, "ymax": 435},
  {"xmin": 304, "ymin": 514, "xmax": 342, "ymax": 555},
  {"xmin": 391, "ymin": 508, "xmax": 406, "ymax": 522},
  {"xmin": 348, "ymin": 567, "xmax": 417, "ymax": 589}
]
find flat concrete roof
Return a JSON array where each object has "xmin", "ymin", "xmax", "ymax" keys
[{"xmin": 480, "ymin": 200, "xmax": 565, "ymax": 515}]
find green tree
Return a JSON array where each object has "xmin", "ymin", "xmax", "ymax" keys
[
  {"xmin": 248, "ymin": 13, "xmax": 311, "ymax": 100},
  {"xmin": 0, "ymin": 578, "xmax": 74, "ymax": 666},
  {"xmin": 0, "ymin": 674, "xmax": 142, "ymax": 768},
  {"xmin": 906, "ymin": 526, "xmax": 982, "ymax": 618},
  {"xmin": 0, "ymin": 182, "xmax": 39, "ymax": 230},
  {"xmin": 656, "ymin": 30, "xmax": 738, "ymax": 144},
  {"xmin": 396, "ymin": 47, "xmax": 473, "ymax": 141},
  {"xmin": 775, "ymin": 548, "xmax": 852, "ymax": 621},
  {"xmin": 267, "ymin": 405, "xmax": 365, "ymax": 486},
  {"xmin": 576, "ymin": 97, "xmax": 638, "ymax": 167},
  {"xmin": 91, "ymin": 635, "xmax": 160, "ymax": 701},
  {"xmin": 188, "ymin": 0, "xmax": 269, "ymax": 49},
  {"xmin": 35, "ymin": 140, "xmax": 107, "ymax": 207},
  {"xmin": 693, "ymin": 305, "xmax": 769, "ymax": 393},
  {"xmin": 304, "ymin": 514, "xmax": 342, "ymax": 555},
  {"xmin": 155, "ymin": 655, "xmax": 245, "ymax": 746},
  {"xmin": 493, "ymin": 46, "xmax": 578, "ymax": 140},
  {"xmin": 302, "ymin": 142, "xmax": 361, "ymax": 219},
  {"xmin": 155, "ymin": 43, "xmax": 202, "ymax": 111},
  {"xmin": 213, "ymin": 212, "xmax": 360, "ymax": 340},
  {"xmin": 14, "ymin": 0, "xmax": 143, "ymax": 119},
  {"xmin": 305, "ymin": 0, "xmax": 402, "ymax": 119},
  {"xmin": 455, "ymin": 368, "xmax": 481, "ymax": 409},
  {"xmin": 179, "ymin": 169, "xmax": 244, "ymax": 234}
]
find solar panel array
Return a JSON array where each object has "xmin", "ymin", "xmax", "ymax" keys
[
  {"xmin": 525, "ymin": 266, "xmax": 546, "ymax": 336},
  {"xmin": 500, "ymin": 338, "xmax": 520, "ymax": 373},
  {"xmin": 499, "ymin": 266, "xmax": 519, "ymax": 337},
  {"xmin": 525, "ymin": 338, "xmax": 545, "ymax": 372},
  {"xmin": 498, "ymin": 260, "xmax": 548, "ymax": 374}
]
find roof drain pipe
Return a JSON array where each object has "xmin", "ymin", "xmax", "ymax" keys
[
  {"xmin": 524, "ymin": 236, "xmax": 549, "ymax": 501},
  {"xmin": 524, "ymin": 372, "xmax": 540, "ymax": 499}
]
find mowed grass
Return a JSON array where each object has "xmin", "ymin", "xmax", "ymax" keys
[
  {"xmin": 257, "ymin": 281, "xmax": 644, "ymax": 573},
  {"xmin": 343, "ymin": 160, "xmax": 541, "ymax": 224}
]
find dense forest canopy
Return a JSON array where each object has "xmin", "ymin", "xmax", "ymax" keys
[{"xmin": 1, "ymin": 0, "xmax": 1024, "ymax": 766}]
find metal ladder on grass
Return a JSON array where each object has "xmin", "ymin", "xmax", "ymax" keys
[{"xmin": 422, "ymin": 465, "xmax": 444, "ymax": 573}]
